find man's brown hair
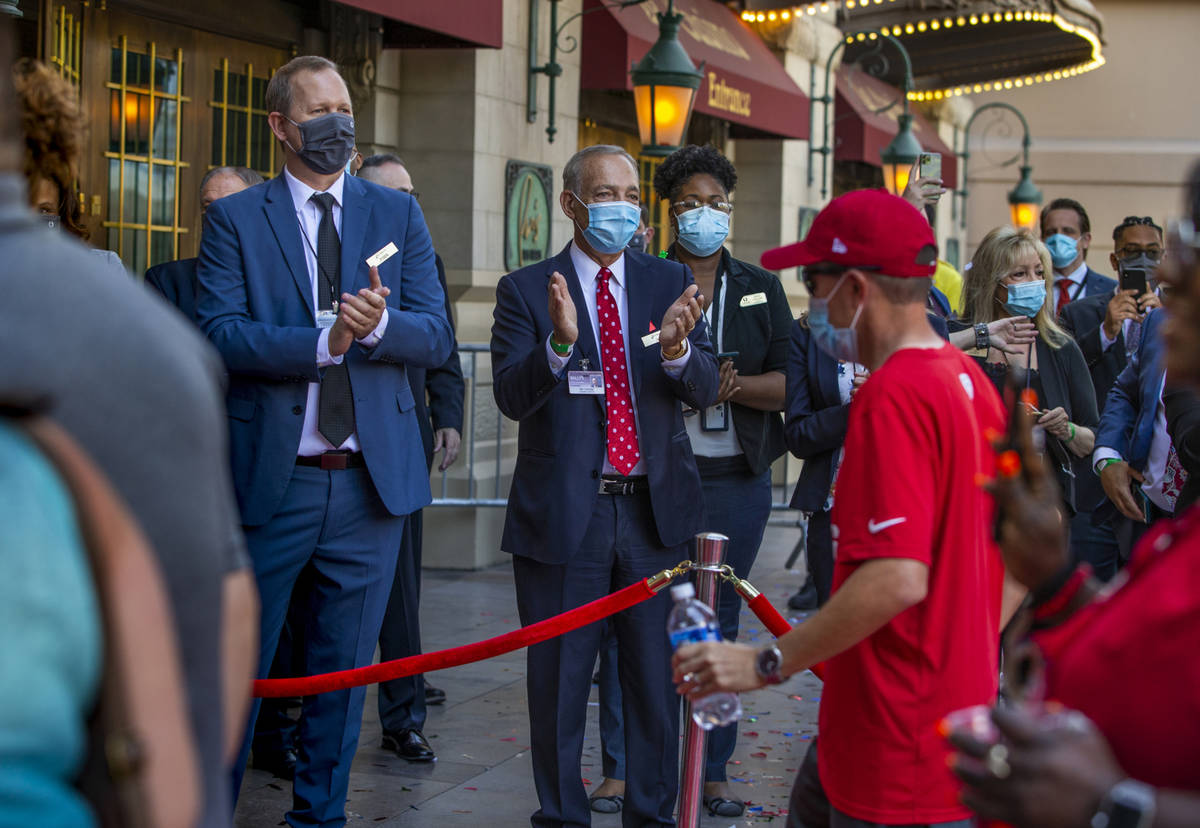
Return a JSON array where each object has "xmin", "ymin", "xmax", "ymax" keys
[{"xmin": 264, "ymin": 55, "xmax": 340, "ymax": 118}]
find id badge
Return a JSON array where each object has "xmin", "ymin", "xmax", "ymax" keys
[
  {"xmin": 700, "ymin": 401, "xmax": 729, "ymax": 431},
  {"xmin": 316, "ymin": 308, "xmax": 337, "ymax": 330},
  {"xmin": 568, "ymin": 371, "xmax": 605, "ymax": 395}
]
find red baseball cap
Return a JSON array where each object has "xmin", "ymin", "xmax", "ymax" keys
[{"xmin": 760, "ymin": 189, "xmax": 938, "ymax": 278}]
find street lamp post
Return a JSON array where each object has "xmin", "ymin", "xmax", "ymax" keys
[
  {"xmin": 808, "ymin": 31, "xmax": 919, "ymax": 201},
  {"xmin": 954, "ymin": 102, "xmax": 1042, "ymax": 231},
  {"xmin": 630, "ymin": 0, "xmax": 704, "ymax": 157}
]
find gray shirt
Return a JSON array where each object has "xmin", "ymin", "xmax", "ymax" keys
[{"xmin": 0, "ymin": 173, "xmax": 247, "ymax": 826}]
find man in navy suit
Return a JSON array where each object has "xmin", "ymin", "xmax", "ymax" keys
[
  {"xmin": 1060, "ymin": 216, "xmax": 1164, "ymax": 577},
  {"xmin": 1092, "ymin": 308, "xmax": 1184, "ymax": 560},
  {"xmin": 1041, "ymin": 197, "xmax": 1117, "ymax": 315},
  {"xmin": 145, "ymin": 166, "xmax": 263, "ymax": 321},
  {"xmin": 491, "ymin": 144, "xmax": 719, "ymax": 828},
  {"xmin": 195, "ymin": 55, "xmax": 453, "ymax": 827}
]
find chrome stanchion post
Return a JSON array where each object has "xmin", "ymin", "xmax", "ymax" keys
[{"xmin": 677, "ymin": 531, "xmax": 728, "ymax": 827}]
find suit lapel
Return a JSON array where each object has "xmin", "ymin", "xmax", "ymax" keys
[
  {"xmin": 339, "ymin": 176, "xmax": 371, "ymax": 294},
  {"xmin": 624, "ymin": 253, "xmax": 652, "ymax": 398},
  {"xmin": 263, "ymin": 176, "xmax": 315, "ymax": 322}
]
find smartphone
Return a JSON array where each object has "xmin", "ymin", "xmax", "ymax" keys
[
  {"xmin": 1119, "ymin": 264, "xmax": 1149, "ymax": 297},
  {"xmin": 919, "ymin": 152, "xmax": 942, "ymax": 184},
  {"xmin": 717, "ymin": 351, "xmax": 739, "ymax": 363}
]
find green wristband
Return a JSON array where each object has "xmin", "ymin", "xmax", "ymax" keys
[
  {"xmin": 1067, "ymin": 422, "xmax": 1077, "ymax": 443},
  {"xmin": 1097, "ymin": 457, "xmax": 1122, "ymax": 474},
  {"xmin": 549, "ymin": 336, "xmax": 571, "ymax": 356}
]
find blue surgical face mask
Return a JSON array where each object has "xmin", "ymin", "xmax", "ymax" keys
[
  {"xmin": 1004, "ymin": 280, "xmax": 1047, "ymax": 318},
  {"xmin": 675, "ymin": 206, "xmax": 730, "ymax": 257},
  {"xmin": 808, "ymin": 272, "xmax": 864, "ymax": 363},
  {"xmin": 285, "ymin": 112, "xmax": 356, "ymax": 175},
  {"xmin": 1044, "ymin": 233, "xmax": 1079, "ymax": 269},
  {"xmin": 571, "ymin": 193, "xmax": 640, "ymax": 254}
]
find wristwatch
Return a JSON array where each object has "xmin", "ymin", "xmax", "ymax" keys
[
  {"xmin": 754, "ymin": 645, "xmax": 785, "ymax": 685},
  {"xmin": 1091, "ymin": 779, "xmax": 1156, "ymax": 828},
  {"xmin": 974, "ymin": 322, "xmax": 990, "ymax": 351}
]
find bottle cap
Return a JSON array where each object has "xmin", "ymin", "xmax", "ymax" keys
[{"xmin": 670, "ymin": 582, "xmax": 695, "ymax": 601}]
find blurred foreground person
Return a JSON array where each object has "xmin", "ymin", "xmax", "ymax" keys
[
  {"xmin": 0, "ymin": 19, "xmax": 256, "ymax": 826},
  {"xmin": 946, "ymin": 161, "xmax": 1200, "ymax": 828},
  {"xmin": 0, "ymin": 400, "xmax": 197, "ymax": 827},
  {"xmin": 674, "ymin": 189, "xmax": 1021, "ymax": 828}
]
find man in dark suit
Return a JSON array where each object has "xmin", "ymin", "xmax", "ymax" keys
[
  {"xmin": 491, "ymin": 144, "xmax": 719, "ymax": 828},
  {"xmin": 358, "ymin": 152, "xmax": 465, "ymax": 762},
  {"xmin": 1041, "ymin": 197, "xmax": 1117, "ymax": 315},
  {"xmin": 1060, "ymin": 217, "xmax": 1164, "ymax": 577},
  {"xmin": 1092, "ymin": 309, "xmax": 1182, "ymax": 561},
  {"xmin": 145, "ymin": 166, "xmax": 263, "ymax": 320},
  {"xmin": 195, "ymin": 56, "xmax": 453, "ymax": 826}
]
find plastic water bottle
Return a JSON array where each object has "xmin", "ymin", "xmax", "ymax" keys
[{"xmin": 667, "ymin": 582, "xmax": 742, "ymax": 730}]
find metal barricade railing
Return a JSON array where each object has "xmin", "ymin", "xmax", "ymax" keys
[{"xmin": 429, "ymin": 344, "xmax": 803, "ymax": 526}]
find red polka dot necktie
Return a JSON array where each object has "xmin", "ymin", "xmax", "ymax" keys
[{"xmin": 596, "ymin": 267, "xmax": 640, "ymax": 475}]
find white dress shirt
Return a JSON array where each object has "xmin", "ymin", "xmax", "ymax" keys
[
  {"xmin": 546, "ymin": 242, "xmax": 691, "ymax": 476},
  {"xmin": 281, "ymin": 167, "xmax": 388, "ymax": 455},
  {"xmin": 1054, "ymin": 260, "xmax": 1090, "ymax": 303},
  {"xmin": 1092, "ymin": 374, "xmax": 1174, "ymax": 512}
]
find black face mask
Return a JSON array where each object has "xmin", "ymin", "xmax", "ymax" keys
[{"xmin": 285, "ymin": 112, "xmax": 356, "ymax": 175}]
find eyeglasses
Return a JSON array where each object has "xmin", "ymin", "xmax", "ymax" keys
[
  {"xmin": 401, "ymin": 188, "xmax": 420, "ymax": 201},
  {"xmin": 673, "ymin": 198, "xmax": 733, "ymax": 215},
  {"xmin": 1116, "ymin": 245, "xmax": 1163, "ymax": 261}
]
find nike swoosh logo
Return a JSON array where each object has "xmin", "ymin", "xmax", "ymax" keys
[{"xmin": 867, "ymin": 517, "xmax": 907, "ymax": 534}]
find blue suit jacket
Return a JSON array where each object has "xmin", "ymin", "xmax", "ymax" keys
[
  {"xmin": 1096, "ymin": 307, "xmax": 1165, "ymax": 473},
  {"xmin": 491, "ymin": 244, "xmax": 720, "ymax": 564},
  {"xmin": 196, "ymin": 173, "xmax": 454, "ymax": 525},
  {"xmin": 784, "ymin": 319, "xmax": 847, "ymax": 513}
]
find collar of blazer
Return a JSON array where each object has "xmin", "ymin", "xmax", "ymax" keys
[{"xmin": 262, "ymin": 172, "xmax": 375, "ymax": 320}]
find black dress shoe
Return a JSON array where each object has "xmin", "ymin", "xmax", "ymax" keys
[
  {"xmin": 787, "ymin": 581, "xmax": 819, "ymax": 612},
  {"xmin": 382, "ymin": 728, "xmax": 436, "ymax": 762},
  {"xmin": 424, "ymin": 684, "xmax": 447, "ymax": 706},
  {"xmin": 249, "ymin": 746, "xmax": 298, "ymax": 780}
]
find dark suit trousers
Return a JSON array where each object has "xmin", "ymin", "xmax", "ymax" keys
[
  {"xmin": 376, "ymin": 508, "xmax": 427, "ymax": 732},
  {"xmin": 232, "ymin": 466, "xmax": 406, "ymax": 828},
  {"xmin": 514, "ymin": 491, "xmax": 684, "ymax": 828}
]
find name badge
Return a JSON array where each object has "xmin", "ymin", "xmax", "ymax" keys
[
  {"xmin": 740, "ymin": 292, "xmax": 768, "ymax": 308},
  {"xmin": 366, "ymin": 242, "xmax": 398, "ymax": 268},
  {"xmin": 641, "ymin": 330, "xmax": 661, "ymax": 347},
  {"xmin": 316, "ymin": 308, "xmax": 337, "ymax": 330},
  {"xmin": 568, "ymin": 371, "xmax": 605, "ymax": 395}
]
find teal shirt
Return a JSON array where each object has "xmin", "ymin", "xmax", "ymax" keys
[{"xmin": 0, "ymin": 423, "xmax": 101, "ymax": 827}]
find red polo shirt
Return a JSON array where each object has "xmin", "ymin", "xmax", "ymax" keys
[{"xmin": 819, "ymin": 344, "xmax": 1006, "ymax": 823}]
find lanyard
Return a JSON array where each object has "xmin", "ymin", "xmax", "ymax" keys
[
  {"xmin": 703, "ymin": 270, "xmax": 727, "ymax": 354},
  {"xmin": 298, "ymin": 210, "xmax": 340, "ymax": 310}
]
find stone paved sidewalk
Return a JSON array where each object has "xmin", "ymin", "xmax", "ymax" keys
[{"xmin": 236, "ymin": 520, "xmax": 821, "ymax": 827}]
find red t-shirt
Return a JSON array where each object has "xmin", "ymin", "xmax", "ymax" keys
[
  {"xmin": 1033, "ymin": 506, "xmax": 1200, "ymax": 789},
  {"xmin": 819, "ymin": 344, "xmax": 1006, "ymax": 823}
]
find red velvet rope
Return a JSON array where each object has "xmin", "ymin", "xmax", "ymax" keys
[
  {"xmin": 253, "ymin": 578, "xmax": 657, "ymax": 698},
  {"xmin": 745, "ymin": 592, "xmax": 824, "ymax": 681}
]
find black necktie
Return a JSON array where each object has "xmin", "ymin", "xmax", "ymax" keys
[{"xmin": 311, "ymin": 192, "xmax": 354, "ymax": 447}]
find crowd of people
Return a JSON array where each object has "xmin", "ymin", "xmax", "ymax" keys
[{"xmin": 2, "ymin": 24, "xmax": 1198, "ymax": 828}]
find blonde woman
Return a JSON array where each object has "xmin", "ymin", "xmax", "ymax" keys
[{"xmin": 963, "ymin": 226, "xmax": 1099, "ymax": 511}]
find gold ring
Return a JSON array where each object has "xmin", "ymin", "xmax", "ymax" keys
[{"xmin": 985, "ymin": 744, "xmax": 1011, "ymax": 779}]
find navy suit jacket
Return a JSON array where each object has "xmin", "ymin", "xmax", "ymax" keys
[
  {"xmin": 410, "ymin": 253, "xmax": 465, "ymax": 471},
  {"xmin": 491, "ymin": 244, "xmax": 720, "ymax": 564},
  {"xmin": 1096, "ymin": 307, "xmax": 1165, "ymax": 474},
  {"xmin": 196, "ymin": 173, "xmax": 454, "ymax": 525},
  {"xmin": 145, "ymin": 257, "xmax": 199, "ymax": 322},
  {"xmin": 1060, "ymin": 266, "xmax": 1117, "ymax": 309}
]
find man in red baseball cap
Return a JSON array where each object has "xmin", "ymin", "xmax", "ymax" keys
[{"xmin": 674, "ymin": 189, "xmax": 1019, "ymax": 828}]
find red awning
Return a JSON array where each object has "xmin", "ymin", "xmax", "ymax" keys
[
  {"xmin": 336, "ymin": 0, "xmax": 502, "ymax": 49},
  {"xmin": 834, "ymin": 67, "xmax": 957, "ymax": 188},
  {"xmin": 582, "ymin": 0, "xmax": 809, "ymax": 140}
]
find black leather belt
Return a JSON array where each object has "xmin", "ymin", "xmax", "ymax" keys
[
  {"xmin": 599, "ymin": 475, "xmax": 649, "ymax": 495},
  {"xmin": 296, "ymin": 451, "xmax": 366, "ymax": 470}
]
